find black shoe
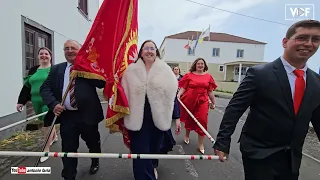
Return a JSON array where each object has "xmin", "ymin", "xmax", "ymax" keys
[{"xmin": 89, "ymin": 161, "xmax": 99, "ymax": 174}]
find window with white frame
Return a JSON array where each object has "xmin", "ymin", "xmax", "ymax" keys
[
  {"xmin": 187, "ymin": 47, "xmax": 195, "ymax": 56},
  {"xmin": 218, "ymin": 65, "xmax": 224, "ymax": 72},
  {"xmin": 78, "ymin": 0, "xmax": 88, "ymax": 17},
  {"xmin": 236, "ymin": 49, "xmax": 244, "ymax": 58},
  {"xmin": 212, "ymin": 48, "xmax": 220, "ymax": 57}
]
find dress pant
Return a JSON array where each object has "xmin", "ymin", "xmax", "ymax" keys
[
  {"xmin": 128, "ymin": 98, "xmax": 163, "ymax": 180},
  {"xmin": 242, "ymin": 149, "xmax": 299, "ymax": 180},
  {"xmin": 59, "ymin": 110, "xmax": 101, "ymax": 179}
]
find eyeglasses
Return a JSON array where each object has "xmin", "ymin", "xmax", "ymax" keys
[
  {"xmin": 143, "ymin": 47, "xmax": 156, "ymax": 51},
  {"xmin": 291, "ymin": 35, "xmax": 320, "ymax": 46},
  {"xmin": 64, "ymin": 47, "xmax": 78, "ymax": 51}
]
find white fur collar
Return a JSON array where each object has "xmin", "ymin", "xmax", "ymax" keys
[
  {"xmin": 127, "ymin": 57, "xmax": 164, "ymax": 78},
  {"xmin": 121, "ymin": 57, "xmax": 178, "ymax": 131}
]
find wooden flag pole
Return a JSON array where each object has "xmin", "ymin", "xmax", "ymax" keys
[
  {"xmin": 208, "ymin": 24, "xmax": 211, "ymax": 41},
  {"xmin": 34, "ymin": 78, "xmax": 74, "ymax": 167}
]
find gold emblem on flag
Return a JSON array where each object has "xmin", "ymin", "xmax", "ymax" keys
[
  {"xmin": 88, "ymin": 47, "xmax": 100, "ymax": 63},
  {"xmin": 86, "ymin": 38, "xmax": 101, "ymax": 73},
  {"xmin": 120, "ymin": 29, "xmax": 138, "ymax": 77}
]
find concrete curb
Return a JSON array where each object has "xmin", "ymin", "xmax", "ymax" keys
[
  {"xmin": 0, "ymin": 128, "xmax": 61, "ymax": 178},
  {"xmin": 215, "ymin": 94, "xmax": 232, "ymax": 99},
  {"xmin": 0, "ymin": 147, "xmax": 40, "ymax": 178},
  {"xmin": 214, "ymin": 91, "xmax": 233, "ymax": 99},
  {"xmin": 0, "ymin": 91, "xmax": 106, "ymax": 177}
]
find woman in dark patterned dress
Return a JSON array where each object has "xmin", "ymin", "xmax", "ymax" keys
[{"xmin": 159, "ymin": 66, "xmax": 183, "ymax": 154}]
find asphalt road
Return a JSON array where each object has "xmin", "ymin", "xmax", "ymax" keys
[{"xmin": 1, "ymin": 98, "xmax": 319, "ymax": 180}]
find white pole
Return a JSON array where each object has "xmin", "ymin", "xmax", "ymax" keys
[
  {"xmin": 0, "ymin": 102, "xmax": 109, "ymax": 132},
  {"xmin": 0, "ymin": 151, "xmax": 223, "ymax": 160},
  {"xmin": 238, "ymin": 63, "xmax": 242, "ymax": 84},
  {"xmin": 0, "ymin": 112, "xmax": 47, "ymax": 132},
  {"xmin": 208, "ymin": 24, "xmax": 211, "ymax": 41},
  {"xmin": 177, "ymin": 98, "xmax": 215, "ymax": 143}
]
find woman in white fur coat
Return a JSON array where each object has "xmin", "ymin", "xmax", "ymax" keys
[{"xmin": 121, "ymin": 40, "xmax": 179, "ymax": 180}]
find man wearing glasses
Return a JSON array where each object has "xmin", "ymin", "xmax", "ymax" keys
[
  {"xmin": 40, "ymin": 40, "xmax": 105, "ymax": 180},
  {"xmin": 213, "ymin": 20, "xmax": 320, "ymax": 180}
]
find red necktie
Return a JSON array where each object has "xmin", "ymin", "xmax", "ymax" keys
[
  {"xmin": 293, "ymin": 69, "xmax": 305, "ymax": 115},
  {"xmin": 69, "ymin": 65, "xmax": 77, "ymax": 108}
]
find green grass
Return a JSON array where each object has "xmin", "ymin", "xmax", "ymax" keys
[
  {"xmin": 215, "ymin": 89, "xmax": 234, "ymax": 94},
  {"xmin": 0, "ymin": 130, "xmax": 31, "ymax": 147}
]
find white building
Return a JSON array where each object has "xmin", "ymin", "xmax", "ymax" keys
[
  {"xmin": 159, "ymin": 31, "xmax": 267, "ymax": 83},
  {"xmin": 0, "ymin": 0, "xmax": 99, "ymax": 139}
]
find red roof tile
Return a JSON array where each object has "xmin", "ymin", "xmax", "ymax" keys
[{"xmin": 165, "ymin": 31, "xmax": 266, "ymax": 44}]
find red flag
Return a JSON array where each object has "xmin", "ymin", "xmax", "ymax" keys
[
  {"xmin": 184, "ymin": 39, "xmax": 190, "ymax": 49},
  {"xmin": 71, "ymin": 0, "xmax": 138, "ymax": 149}
]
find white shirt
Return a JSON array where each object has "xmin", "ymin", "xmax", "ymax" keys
[
  {"xmin": 280, "ymin": 56, "xmax": 307, "ymax": 99},
  {"xmin": 62, "ymin": 62, "xmax": 77, "ymax": 110}
]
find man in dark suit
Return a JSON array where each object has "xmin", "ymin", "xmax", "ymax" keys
[
  {"xmin": 40, "ymin": 40, "xmax": 105, "ymax": 180},
  {"xmin": 213, "ymin": 20, "xmax": 320, "ymax": 180}
]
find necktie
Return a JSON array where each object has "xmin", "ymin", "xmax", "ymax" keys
[
  {"xmin": 69, "ymin": 65, "xmax": 77, "ymax": 108},
  {"xmin": 293, "ymin": 69, "xmax": 305, "ymax": 115}
]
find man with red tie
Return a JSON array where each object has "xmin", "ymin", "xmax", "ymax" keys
[
  {"xmin": 40, "ymin": 40, "xmax": 105, "ymax": 180},
  {"xmin": 213, "ymin": 20, "xmax": 320, "ymax": 180}
]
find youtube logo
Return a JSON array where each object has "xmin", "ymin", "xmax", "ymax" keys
[
  {"xmin": 11, "ymin": 167, "xmax": 51, "ymax": 174},
  {"xmin": 17, "ymin": 167, "xmax": 26, "ymax": 174}
]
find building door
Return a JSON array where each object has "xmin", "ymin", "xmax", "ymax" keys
[
  {"xmin": 23, "ymin": 24, "xmax": 52, "ymax": 117},
  {"xmin": 24, "ymin": 24, "xmax": 51, "ymax": 76},
  {"xmin": 234, "ymin": 65, "xmax": 248, "ymax": 82}
]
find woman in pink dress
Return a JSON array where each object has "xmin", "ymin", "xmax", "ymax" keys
[{"xmin": 177, "ymin": 58, "xmax": 217, "ymax": 154}]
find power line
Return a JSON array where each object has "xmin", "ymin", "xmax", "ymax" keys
[
  {"xmin": 185, "ymin": 0, "xmax": 290, "ymax": 26},
  {"xmin": 140, "ymin": 16, "xmax": 157, "ymax": 31},
  {"xmin": 137, "ymin": 16, "xmax": 160, "ymax": 45}
]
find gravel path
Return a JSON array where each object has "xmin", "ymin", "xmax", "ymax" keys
[{"xmin": 303, "ymin": 130, "xmax": 320, "ymax": 161}]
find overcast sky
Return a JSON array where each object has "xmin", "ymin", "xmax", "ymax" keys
[{"xmin": 99, "ymin": 0, "xmax": 320, "ymax": 72}]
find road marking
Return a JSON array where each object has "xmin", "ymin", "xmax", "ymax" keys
[
  {"xmin": 303, "ymin": 152, "xmax": 320, "ymax": 164},
  {"xmin": 214, "ymin": 108, "xmax": 224, "ymax": 114},
  {"xmin": 175, "ymin": 145, "xmax": 199, "ymax": 179},
  {"xmin": 214, "ymin": 105, "xmax": 320, "ymax": 164},
  {"xmin": 213, "ymin": 108, "xmax": 245, "ymax": 124}
]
